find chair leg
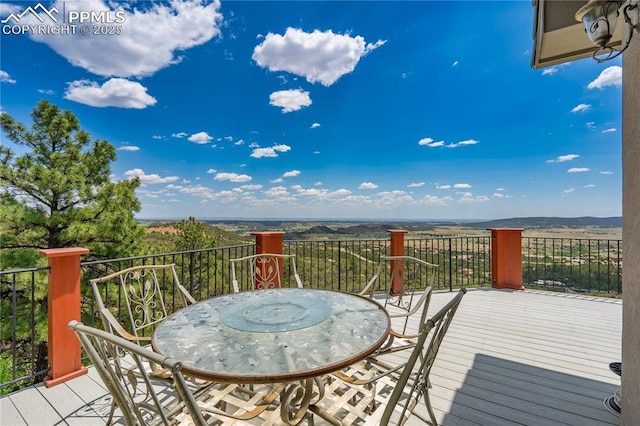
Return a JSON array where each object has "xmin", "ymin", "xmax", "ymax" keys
[
  {"xmin": 423, "ymin": 386, "xmax": 438, "ymax": 426},
  {"xmin": 105, "ymin": 399, "xmax": 116, "ymax": 425}
]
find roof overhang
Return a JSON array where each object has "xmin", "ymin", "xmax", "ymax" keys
[{"xmin": 531, "ymin": 0, "xmax": 623, "ymax": 68}]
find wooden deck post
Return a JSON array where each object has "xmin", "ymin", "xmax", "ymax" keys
[
  {"xmin": 251, "ymin": 232, "xmax": 285, "ymax": 288},
  {"xmin": 488, "ymin": 228, "xmax": 525, "ymax": 290},
  {"xmin": 39, "ymin": 247, "xmax": 90, "ymax": 387},
  {"xmin": 388, "ymin": 230, "xmax": 408, "ymax": 295}
]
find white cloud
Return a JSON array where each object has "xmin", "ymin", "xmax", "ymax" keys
[
  {"xmin": 0, "ymin": 70, "xmax": 16, "ymax": 84},
  {"xmin": 264, "ymin": 186, "xmax": 291, "ymax": 198},
  {"xmin": 563, "ymin": 188, "xmax": 576, "ymax": 194},
  {"xmin": 376, "ymin": 190, "xmax": 413, "ymax": 206},
  {"xmin": 269, "ymin": 89, "xmax": 311, "ymax": 113},
  {"xmin": 251, "ymin": 144, "xmax": 291, "ymax": 158},
  {"xmin": 38, "ymin": 89, "xmax": 55, "ymax": 95},
  {"xmin": 234, "ymin": 139, "xmax": 245, "ymax": 145},
  {"xmin": 602, "ymin": 128, "xmax": 617, "ymax": 133},
  {"xmin": 293, "ymin": 187, "xmax": 327, "ymax": 197},
  {"xmin": 359, "ymin": 182, "xmax": 378, "ymax": 189},
  {"xmin": 24, "ymin": 0, "xmax": 223, "ymax": 78},
  {"xmin": 206, "ymin": 168, "xmax": 217, "ymax": 174},
  {"xmin": 457, "ymin": 192, "xmax": 489, "ymax": 203},
  {"xmin": 571, "ymin": 103, "xmax": 591, "ymax": 113},
  {"xmin": 418, "ymin": 137, "xmax": 445, "ymax": 147},
  {"xmin": 542, "ymin": 67, "xmax": 558, "ymax": 76},
  {"xmin": 172, "ymin": 132, "xmax": 187, "ymax": 138},
  {"xmin": 587, "ymin": 66, "xmax": 622, "ymax": 89},
  {"xmin": 492, "ymin": 193, "xmax": 505, "ymax": 198},
  {"xmin": 436, "ymin": 185, "xmax": 451, "ymax": 190},
  {"xmin": 446, "ymin": 139, "xmax": 479, "ymax": 148},
  {"xmin": 282, "ymin": 170, "xmax": 301, "ymax": 178},
  {"xmin": 547, "ymin": 154, "xmax": 579, "ymax": 163},
  {"xmin": 408, "ymin": 182, "xmax": 425, "ymax": 188},
  {"xmin": 600, "ymin": 171, "xmax": 614, "ymax": 175},
  {"xmin": 568, "ymin": 167, "xmax": 590, "ymax": 173},
  {"xmin": 310, "ymin": 123, "xmax": 321, "ymax": 129},
  {"xmin": 240, "ymin": 184, "xmax": 262, "ymax": 190},
  {"xmin": 452, "ymin": 61, "xmax": 459, "ymax": 67},
  {"xmin": 179, "ymin": 184, "xmax": 216, "ymax": 199},
  {"xmin": 125, "ymin": 168, "xmax": 179, "ymax": 184},
  {"xmin": 420, "ymin": 195, "xmax": 452, "ymax": 206},
  {"xmin": 64, "ymin": 78, "xmax": 156, "ymax": 108},
  {"xmin": 253, "ymin": 27, "xmax": 385, "ymax": 86},
  {"xmin": 188, "ymin": 132, "xmax": 213, "ymax": 144},
  {"xmin": 332, "ymin": 189, "xmax": 351, "ymax": 197},
  {"xmin": 453, "ymin": 183, "xmax": 472, "ymax": 189},
  {"xmin": 214, "ymin": 172, "xmax": 252, "ymax": 183},
  {"xmin": 584, "ymin": 184, "xmax": 595, "ymax": 188},
  {"xmin": 117, "ymin": 145, "xmax": 139, "ymax": 151}
]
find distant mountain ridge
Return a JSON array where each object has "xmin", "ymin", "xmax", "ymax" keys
[
  {"xmin": 138, "ymin": 216, "xmax": 622, "ymax": 239},
  {"xmin": 464, "ymin": 216, "xmax": 622, "ymax": 229}
]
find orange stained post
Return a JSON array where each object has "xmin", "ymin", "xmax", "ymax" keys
[
  {"xmin": 388, "ymin": 230, "xmax": 408, "ymax": 296},
  {"xmin": 488, "ymin": 228, "xmax": 525, "ymax": 290},
  {"xmin": 39, "ymin": 247, "xmax": 90, "ymax": 387},
  {"xmin": 252, "ymin": 232, "xmax": 285, "ymax": 288}
]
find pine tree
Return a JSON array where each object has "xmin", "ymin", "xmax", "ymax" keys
[{"xmin": 0, "ymin": 100, "xmax": 145, "ymax": 261}]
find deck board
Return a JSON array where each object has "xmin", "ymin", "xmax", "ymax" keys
[{"xmin": 0, "ymin": 288, "xmax": 622, "ymax": 425}]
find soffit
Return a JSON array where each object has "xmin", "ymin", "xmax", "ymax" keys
[{"xmin": 532, "ymin": 0, "xmax": 623, "ymax": 68}]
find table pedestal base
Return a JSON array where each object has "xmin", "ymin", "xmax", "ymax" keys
[{"xmin": 280, "ymin": 377, "xmax": 324, "ymax": 425}]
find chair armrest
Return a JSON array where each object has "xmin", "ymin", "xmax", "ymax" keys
[
  {"xmin": 231, "ymin": 278, "xmax": 240, "ymax": 293},
  {"xmin": 100, "ymin": 308, "xmax": 150, "ymax": 342},
  {"xmin": 177, "ymin": 284, "xmax": 197, "ymax": 306},
  {"xmin": 357, "ymin": 273, "xmax": 380, "ymax": 296},
  {"xmin": 389, "ymin": 329, "xmax": 420, "ymax": 339}
]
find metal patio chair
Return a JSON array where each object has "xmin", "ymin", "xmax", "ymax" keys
[
  {"xmin": 69, "ymin": 321, "xmax": 285, "ymax": 426},
  {"xmin": 359, "ymin": 255, "xmax": 438, "ymax": 355},
  {"xmin": 230, "ymin": 253, "xmax": 304, "ymax": 292},
  {"xmin": 310, "ymin": 288, "xmax": 467, "ymax": 425},
  {"xmin": 90, "ymin": 263, "xmax": 196, "ymax": 343},
  {"xmin": 89, "ymin": 264, "xmax": 203, "ymax": 421}
]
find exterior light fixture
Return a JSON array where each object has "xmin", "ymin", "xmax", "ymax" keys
[{"xmin": 576, "ymin": 0, "xmax": 640, "ymax": 62}]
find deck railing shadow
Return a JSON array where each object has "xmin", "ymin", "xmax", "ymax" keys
[{"xmin": 435, "ymin": 353, "xmax": 620, "ymax": 425}]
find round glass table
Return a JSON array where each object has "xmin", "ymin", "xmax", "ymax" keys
[{"xmin": 152, "ymin": 288, "xmax": 390, "ymax": 384}]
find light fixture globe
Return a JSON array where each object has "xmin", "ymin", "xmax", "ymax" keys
[{"xmin": 576, "ymin": 0, "xmax": 623, "ymax": 48}]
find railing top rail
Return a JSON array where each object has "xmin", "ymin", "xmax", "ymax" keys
[
  {"xmin": 80, "ymin": 243, "xmax": 255, "ymax": 267},
  {"xmin": 0, "ymin": 266, "xmax": 50, "ymax": 275},
  {"xmin": 284, "ymin": 238, "xmax": 388, "ymax": 243}
]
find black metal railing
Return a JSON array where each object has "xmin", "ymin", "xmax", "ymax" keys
[
  {"xmin": 0, "ymin": 265, "xmax": 50, "ymax": 394},
  {"xmin": 284, "ymin": 236, "xmax": 491, "ymax": 292},
  {"xmin": 0, "ymin": 235, "xmax": 623, "ymax": 394},
  {"xmin": 522, "ymin": 237, "xmax": 622, "ymax": 295}
]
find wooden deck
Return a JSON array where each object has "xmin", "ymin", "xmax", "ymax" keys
[{"xmin": 0, "ymin": 288, "xmax": 622, "ymax": 425}]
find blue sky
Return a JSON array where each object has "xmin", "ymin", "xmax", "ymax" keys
[{"xmin": 0, "ymin": 0, "xmax": 623, "ymax": 220}]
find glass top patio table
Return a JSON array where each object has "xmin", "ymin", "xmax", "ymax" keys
[{"xmin": 152, "ymin": 288, "xmax": 390, "ymax": 384}]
